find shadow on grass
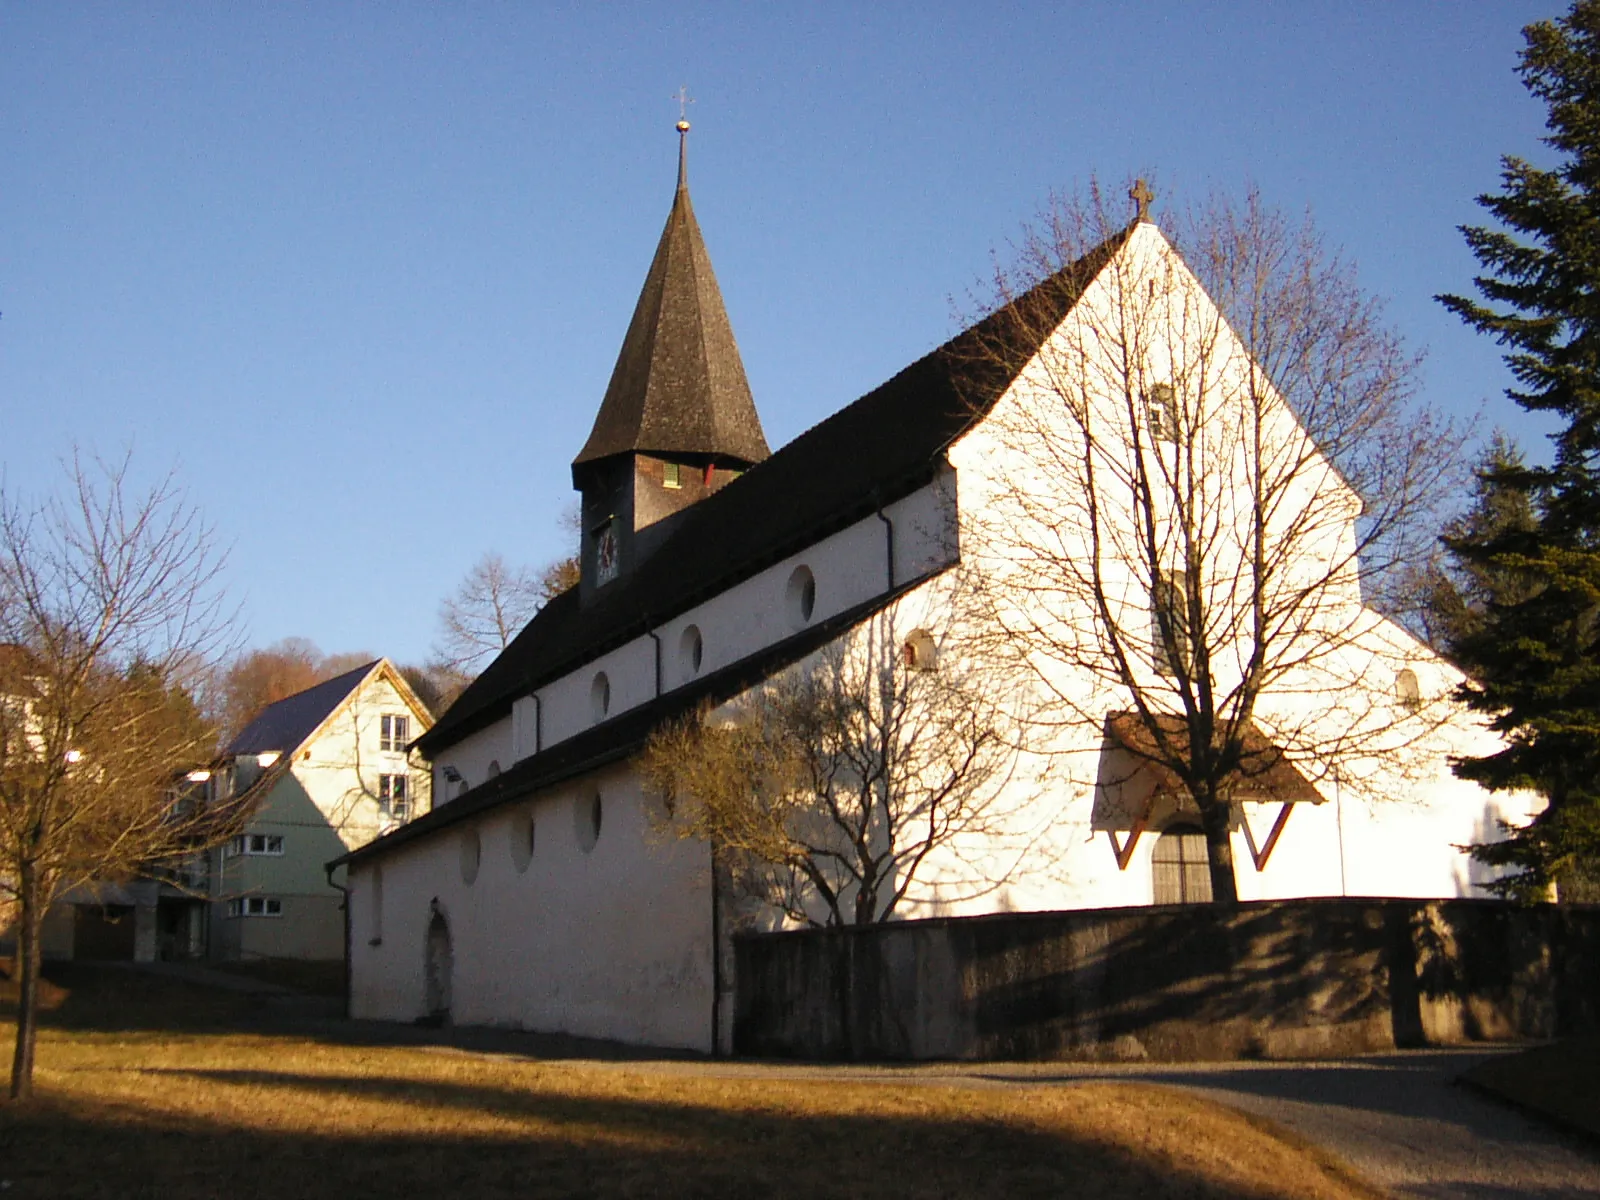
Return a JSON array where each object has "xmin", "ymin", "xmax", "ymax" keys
[{"xmin": 0, "ymin": 1063, "xmax": 1356, "ymax": 1200}]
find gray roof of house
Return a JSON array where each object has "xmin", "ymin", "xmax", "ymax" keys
[
  {"xmin": 571, "ymin": 144, "xmax": 770, "ymax": 476},
  {"xmin": 226, "ymin": 661, "xmax": 379, "ymax": 756}
]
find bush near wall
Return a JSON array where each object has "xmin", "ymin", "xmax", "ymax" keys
[{"xmin": 733, "ymin": 899, "xmax": 1600, "ymax": 1062}]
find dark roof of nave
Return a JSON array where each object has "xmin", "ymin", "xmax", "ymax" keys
[
  {"xmin": 572, "ymin": 154, "xmax": 770, "ymax": 474},
  {"xmin": 417, "ymin": 226, "xmax": 1130, "ymax": 757},
  {"xmin": 337, "ymin": 580, "xmax": 927, "ymax": 868}
]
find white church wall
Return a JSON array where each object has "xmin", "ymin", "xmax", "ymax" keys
[
  {"xmin": 432, "ymin": 474, "xmax": 961, "ymax": 790},
  {"xmin": 431, "ymin": 718, "xmax": 512, "ymax": 805},
  {"xmin": 349, "ymin": 764, "xmax": 716, "ymax": 1050}
]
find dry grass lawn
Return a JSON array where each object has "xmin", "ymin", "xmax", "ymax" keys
[{"xmin": 0, "ymin": 967, "xmax": 1383, "ymax": 1199}]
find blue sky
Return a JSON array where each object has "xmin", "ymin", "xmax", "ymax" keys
[{"xmin": 0, "ymin": 2, "xmax": 1558, "ymax": 666}]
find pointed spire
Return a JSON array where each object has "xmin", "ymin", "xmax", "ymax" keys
[{"xmin": 573, "ymin": 123, "xmax": 770, "ymax": 477}]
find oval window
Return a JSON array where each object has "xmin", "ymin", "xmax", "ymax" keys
[
  {"xmin": 787, "ymin": 565, "xmax": 816, "ymax": 627},
  {"xmin": 575, "ymin": 790, "xmax": 602, "ymax": 853},
  {"xmin": 460, "ymin": 828, "xmax": 481, "ymax": 885},
  {"xmin": 681, "ymin": 624, "xmax": 704, "ymax": 675},
  {"xmin": 591, "ymin": 672, "xmax": 611, "ymax": 723},
  {"xmin": 509, "ymin": 808, "xmax": 535, "ymax": 873}
]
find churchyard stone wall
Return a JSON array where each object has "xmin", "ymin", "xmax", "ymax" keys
[{"xmin": 733, "ymin": 898, "xmax": 1600, "ymax": 1061}]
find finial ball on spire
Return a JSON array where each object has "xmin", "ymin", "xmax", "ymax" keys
[{"xmin": 676, "ymin": 119, "xmax": 691, "ymax": 133}]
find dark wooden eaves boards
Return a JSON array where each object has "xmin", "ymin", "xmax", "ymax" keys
[{"xmin": 333, "ymin": 577, "xmax": 934, "ymax": 871}]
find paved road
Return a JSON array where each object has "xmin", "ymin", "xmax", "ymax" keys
[{"xmin": 519, "ymin": 1048, "xmax": 1599, "ymax": 1199}]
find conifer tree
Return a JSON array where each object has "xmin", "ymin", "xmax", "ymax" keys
[{"xmin": 1438, "ymin": 1, "xmax": 1600, "ymax": 898}]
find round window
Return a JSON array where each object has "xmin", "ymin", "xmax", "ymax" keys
[
  {"xmin": 460, "ymin": 828, "xmax": 482, "ymax": 885},
  {"xmin": 787, "ymin": 565, "xmax": 816, "ymax": 626},
  {"xmin": 575, "ymin": 790, "xmax": 602, "ymax": 853},
  {"xmin": 681, "ymin": 624, "xmax": 704, "ymax": 675},
  {"xmin": 509, "ymin": 808, "xmax": 535, "ymax": 873},
  {"xmin": 591, "ymin": 672, "xmax": 611, "ymax": 723}
]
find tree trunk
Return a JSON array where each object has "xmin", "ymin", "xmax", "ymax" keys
[
  {"xmin": 1198, "ymin": 791, "xmax": 1240, "ymax": 904},
  {"xmin": 9, "ymin": 869, "xmax": 43, "ymax": 1101}
]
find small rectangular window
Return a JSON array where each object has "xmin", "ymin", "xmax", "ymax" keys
[
  {"xmin": 1152, "ymin": 569, "xmax": 1192, "ymax": 676},
  {"xmin": 227, "ymin": 896, "xmax": 283, "ymax": 918},
  {"xmin": 379, "ymin": 773, "xmax": 410, "ymax": 821},
  {"xmin": 663, "ymin": 462, "xmax": 682, "ymax": 489},
  {"xmin": 380, "ymin": 714, "xmax": 410, "ymax": 753},
  {"xmin": 1144, "ymin": 383, "xmax": 1179, "ymax": 442}
]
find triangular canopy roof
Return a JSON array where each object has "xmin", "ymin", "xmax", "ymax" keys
[{"xmin": 572, "ymin": 140, "xmax": 770, "ymax": 477}]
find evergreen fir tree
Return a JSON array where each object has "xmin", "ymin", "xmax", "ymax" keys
[{"xmin": 1438, "ymin": 0, "xmax": 1600, "ymax": 899}]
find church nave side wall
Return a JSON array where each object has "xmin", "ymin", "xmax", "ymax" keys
[{"xmin": 348, "ymin": 763, "xmax": 715, "ymax": 1051}]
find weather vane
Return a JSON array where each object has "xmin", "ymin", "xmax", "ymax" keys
[{"xmin": 673, "ymin": 85, "xmax": 694, "ymax": 133}]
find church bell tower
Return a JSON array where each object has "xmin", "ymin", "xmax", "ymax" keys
[{"xmin": 571, "ymin": 119, "xmax": 769, "ymax": 602}]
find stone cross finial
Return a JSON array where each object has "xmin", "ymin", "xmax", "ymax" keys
[{"xmin": 1130, "ymin": 178, "xmax": 1154, "ymax": 224}]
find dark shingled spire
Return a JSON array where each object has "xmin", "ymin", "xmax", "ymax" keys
[{"xmin": 572, "ymin": 134, "xmax": 770, "ymax": 478}]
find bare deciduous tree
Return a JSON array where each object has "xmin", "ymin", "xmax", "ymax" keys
[
  {"xmin": 0, "ymin": 453, "xmax": 242, "ymax": 1100},
  {"xmin": 956, "ymin": 182, "xmax": 1467, "ymax": 903},
  {"xmin": 434, "ymin": 550, "xmax": 578, "ymax": 676},
  {"xmin": 641, "ymin": 607, "xmax": 1027, "ymax": 927},
  {"xmin": 214, "ymin": 638, "xmax": 376, "ymax": 745}
]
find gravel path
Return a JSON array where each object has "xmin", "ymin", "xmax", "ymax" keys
[{"xmin": 474, "ymin": 1046, "xmax": 1600, "ymax": 1199}]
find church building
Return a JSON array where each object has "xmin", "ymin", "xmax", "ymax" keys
[{"xmin": 334, "ymin": 130, "xmax": 1532, "ymax": 1053}]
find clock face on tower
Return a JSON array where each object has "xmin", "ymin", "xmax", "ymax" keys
[{"xmin": 596, "ymin": 521, "xmax": 619, "ymax": 585}]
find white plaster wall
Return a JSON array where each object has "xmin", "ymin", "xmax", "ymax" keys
[
  {"xmin": 434, "ymin": 717, "xmax": 514, "ymax": 804},
  {"xmin": 429, "ymin": 474, "xmax": 960, "ymax": 788},
  {"xmin": 349, "ymin": 764, "xmax": 716, "ymax": 1051}
]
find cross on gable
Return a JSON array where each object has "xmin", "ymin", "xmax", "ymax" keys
[{"xmin": 1129, "ymin": 178, "xmax": 1154, "ymax": 224}]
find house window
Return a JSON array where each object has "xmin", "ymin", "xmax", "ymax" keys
[
  {"xmin": 226, "ymin": 834, "xmax": 285, "ymax": 857},
  {"xmin": 380, "ymin": 714, "xmax": 410, "ymax": 752},
  {"xmin": 1152, "ymin": 569, "xmax": 1191, "ymax": 675},
  {"xmin": 379, "ymin": 773, "xmax": 410, "ymax": 821},
  {"xmin": 663, "ymin": 462, "xmax": 682, "ymax": 489},
  {"xmin": 1145, "ymin": 383, "xmax": 1179, "ymax": 442},
  {"xmin": 226, "ymin": 896, "xmax": 284, "ymax": 918},
  {"xmin": 1152, "ymin": 825, "xmax": 1212, "ymax": 905}
]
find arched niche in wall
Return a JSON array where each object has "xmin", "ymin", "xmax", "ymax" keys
[
  {"xmin": 786, "ymin": 565, "xmax": 816, "ymax": 628},
  {"xmin": 575, "ymin": 789, "xmax": 603, "ymax": 854},
  {"xmin": 591, "ymin": 672, "xmax": 611, "ymax": 723},
  {"xmin": 680, "ymin": 624, "xmax": 704, "ymax": 675},
  {"xmin": 509, "ymin": 807, "xmax": 535, "ymax": 874},
  {"xmin": 902, "ymin": 628, "xmax": 937, "ymax": 671},
  {"xmin": 459, "ymin": 828, "xmax": 482, "ymax": 886}
]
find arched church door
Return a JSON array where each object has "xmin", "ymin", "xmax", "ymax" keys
[{"xmin": 424, "ymin": 910, "xmax": 453, "ymax": 1020}]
